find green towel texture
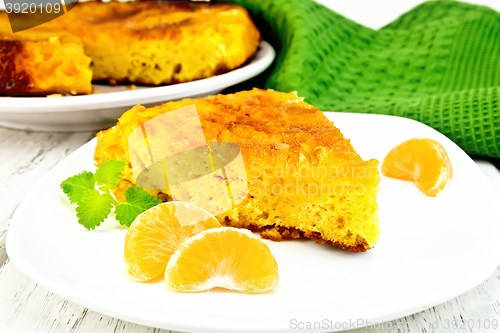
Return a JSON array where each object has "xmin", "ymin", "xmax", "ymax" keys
[{"xmin": 229, "ymin": 0, "xmax": 500, "ymax": 158}]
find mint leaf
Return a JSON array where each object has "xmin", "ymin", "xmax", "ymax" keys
[
  {"xmin": 61, "ymin": 160, "xmax": 161, "ymax": 230},
  {"xmin": 76, "ymin": 189, "xmax": 116, "ymax": 230},
  {"xmin": 60, "ymin": 171, "xmax": 95, "ymax": 205},
  {"xmin": 94, "ymin": 160, "xmax": 126, "ymax": 189},
  {"xmin": 115, "ymin": 187, "xmax": 162, "ymax": 227}
]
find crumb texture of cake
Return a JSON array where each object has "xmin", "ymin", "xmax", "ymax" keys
[
  {"xmin": 95, "ymin": 89, "xmax": 380, "ymax": 252},
  {"xmin": 0, "ymin": 1, "xmax": 260, "ymax": 95},
  {"xmin": 0, "ymin": 32, "xmax": 92, "ymax": 96}
]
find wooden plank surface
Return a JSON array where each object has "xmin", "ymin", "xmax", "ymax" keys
[{"xmin": 1, "ymin": 126, "xmax": 499, "ymax": 333}]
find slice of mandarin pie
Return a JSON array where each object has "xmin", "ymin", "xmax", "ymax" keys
[{"xmin": 95, "ymin": 89, "xmax": 381, "ymax": 252}]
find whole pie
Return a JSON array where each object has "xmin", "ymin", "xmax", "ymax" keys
[{"xmin": 0, "ymin": 1, "xmax": 261, "ymax": 96}]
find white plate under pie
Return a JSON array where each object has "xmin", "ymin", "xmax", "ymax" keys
[
  {"xmin": 7, "ymin": 113, "xmax": 500, "ymax": 332},
  {"xmin": 0, "ymin": 41, "xmax": 274, "ymax": 132}
]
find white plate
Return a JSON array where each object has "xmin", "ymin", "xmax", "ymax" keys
[
  {"xmin": 0, "ymin": 41, "xmax": 274, "ymax": 132},
  {"xmin": 7, "ymin": 113, "xmax": 500, "ymax": 333}
]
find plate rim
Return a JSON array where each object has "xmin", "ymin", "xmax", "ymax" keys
[
  {"xmin": 0, "ymin": 41, "xmax": 275, "ymax": 114},
  {"xmin": 6, "ymin": 113, "xmax": 500, "ymax": 333}
]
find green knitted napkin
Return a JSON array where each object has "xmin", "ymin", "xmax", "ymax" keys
[{"xmin": 229, "ymin": 0, "xmax": 500, "ymax": 158}]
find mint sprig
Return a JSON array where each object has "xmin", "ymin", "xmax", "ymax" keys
[{"xmin": 60, "ymin": 160, "xmax": 162, "ymax": 230}]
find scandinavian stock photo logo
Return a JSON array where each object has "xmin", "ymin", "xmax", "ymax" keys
[{"xmin": 128, "ymin": 104, "xmax": 249, "ymax": 221}]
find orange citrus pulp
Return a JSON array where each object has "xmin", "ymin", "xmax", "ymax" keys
[
  {"xmin": 381, "ymin": 137, "xmax": 452, "ymax": 196},
  {"xmin": 165, "ymin": 228, "xmax": 279, "ymax": 293},
  {"xmin": 124, "ymin": 202, "xmax": 220, "ymax": 282}
]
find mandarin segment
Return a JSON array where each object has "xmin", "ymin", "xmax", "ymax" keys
[
  {"xmin": 124, "ymin": 202, "xmax": 220, "ymax": 282},
  {"xmin": 165, "ymin": 228, "xmax": 279, "ymax": 293},
  {"xmin": 381, "ymin": 137, "xmax": 452, "ymax": 196}
]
